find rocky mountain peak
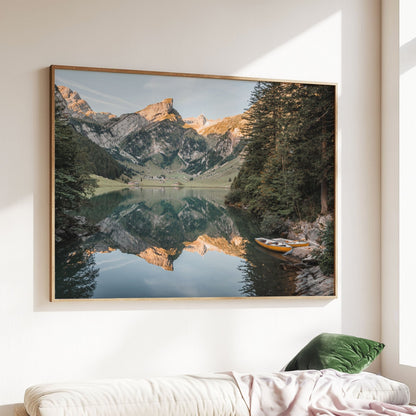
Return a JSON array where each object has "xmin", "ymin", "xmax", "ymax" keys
[
  {"xmin": 183, "ymin": 114, "xmax": 209, "ymax": 132},
  {"xmin": 58, "ymin": 85, "xmax": 93, "ymax": 116},
  {"xmin": 196, "ymin": 114, "xmax": 207, "ymax": 125},
  {"xmin": 56, "ymin": 85, "xmax": 247, "ymax": 176},
  {"xmin": 199, "ymin": 114, "xmax": 246, "ymax": 140},
  {"xmin": 137, "ymin": 98, "xmax": 175, "ymax": 122},
  {"xmin": 57, "ymin": 85, "xmax": 116, "ymax": 123},
  {"xmin": 54, "ymin": 85, "xmax": 71, "ymax": 120}
]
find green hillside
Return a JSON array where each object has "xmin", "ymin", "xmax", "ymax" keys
[
  {"xmin": 130, "ymin": 156, "xmax": 242, "ymax": 188},
  {"xmin": 90, "ymin": 175, "xmax": 131, "ymax": 196},
  {"xmin": 74, "ymin": 133, "xmax": 127, "ymax": 180}
]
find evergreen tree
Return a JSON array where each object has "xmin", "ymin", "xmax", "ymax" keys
[
  {"xmin": 55, "ymin": 119, "xmax": 97, "ymax": 240},
  {"xmin": 227, "ymin": 82, "xmax": 273, "ymax": 212},
  {"xmin": 313, "ymin": 219, "xmax": 335, "ymax": 276},
  {"xmin": 226, "ymin": 81, "xmax": 335, "ymax": 221},
  {"xmin": 55, "ymin": 240, "xmax": 98, "ymax": 298}
]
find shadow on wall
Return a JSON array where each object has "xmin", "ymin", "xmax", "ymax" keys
[
  {"xmin": 0, "ymin": 0, "xmax": 388, "ymax": 413},
  {"xmin": 26, "ymin": 0, "xmax": 341, "ymax": 378},
  {"xmin": 339, "ymin": 0, "xmax": 381, "ymax": 342},
  {"xmin": 31, "ymin": 1, "xmax": 343, "ymax": 313},
  {"xmin": 400, "ymin": 37, "xmax": 416, "ymax": 74},
  {"xmin": 1, "ymin": 0, "xmax": 343, "ymax": 210}
]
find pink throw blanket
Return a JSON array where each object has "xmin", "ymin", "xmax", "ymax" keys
[{"xmin": 229, "ymin": 369, "xmax": 416, "ymax": 416}]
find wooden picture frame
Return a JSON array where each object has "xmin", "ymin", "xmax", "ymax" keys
[{"xmin": 50, "ymin": 65, "xmax": 337, "ymax": 301}]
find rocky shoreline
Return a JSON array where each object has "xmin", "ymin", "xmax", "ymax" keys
[
  {"xmin": 282, "ymin": 214, "xmax": 335, "ymax": 296},
  {"xmin": 294, "ymin": 265, "xmax": 335, "ymax": 296}
]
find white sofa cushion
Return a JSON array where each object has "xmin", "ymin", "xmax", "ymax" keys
[
  {"xmin": 23, "ymin": 371, "xmax": 410, "ymax": 416},
  {"xmin": 24, "ymin": 374, "xmax": 250, "ymax": 416},
  {"xmin": 339, "ymin": 371, "xmax": 410, "ymax": 404}
]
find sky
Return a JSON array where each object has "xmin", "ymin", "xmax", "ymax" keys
[{"xmin": 55, "ymin": 68, "xmax": 257, "ymax": 120}]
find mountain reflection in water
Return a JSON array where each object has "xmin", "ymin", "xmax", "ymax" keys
[{"xmin": 55, "ymin": 187, "xmax": 298, "ymax": 298}]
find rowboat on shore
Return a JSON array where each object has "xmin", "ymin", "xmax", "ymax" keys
[
  {"xmin": 262, "ymin": 238, "xmax": 310, "ymax": 248},
  {"xmin": 254, "ymin": 238, "xmax": 293, "ymax": 253},
  {"xmin": 255, "ymin": 237, "xmax": 310, "ymax": 253},
  {"xmin": 280, "ymin": 239, "xmax": 309, "ymax": 248}
]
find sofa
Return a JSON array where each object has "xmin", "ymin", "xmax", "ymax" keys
[
  {"xmin": 17, "ymin": 334, "xmax": 412, "ymax": 416},
  {"xmin": 14, "ymin": 369, "xmax": 412, "ymax": 416}
]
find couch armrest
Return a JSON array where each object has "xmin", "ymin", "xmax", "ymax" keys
[{"xmin": 14, "ymin": 405, "xmax": 28, "ymax": 416}]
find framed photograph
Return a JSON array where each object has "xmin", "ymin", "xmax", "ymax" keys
[{"xmin": 50, "ymin": 65, "xmax": 336, "ymax": 301}]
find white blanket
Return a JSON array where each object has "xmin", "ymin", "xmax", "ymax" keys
[{"xmin": 230, "ymin": 369, "xmax": 415, "ymax": 416}]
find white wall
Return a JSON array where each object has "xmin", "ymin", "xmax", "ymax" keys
[
  {"xmin": 0, "ymin": 0, "xmax": 381, "ymax": 413},
  {"xmin": 398, "ymin": 0, "xmax": 416, "ymax": 370},
  {"xmin": 381, "ymin": 0, "xmax": 416, "ymax": 400}
]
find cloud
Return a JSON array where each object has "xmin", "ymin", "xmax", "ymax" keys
[
  {"xmin": 81, "ymin": 94, "xmax": 126, "ymax": 112},
  {"xmin": 55, "ymin": 76, "xmax": 136, "ymax": 108}
]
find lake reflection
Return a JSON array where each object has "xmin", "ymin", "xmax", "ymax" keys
[{"xmin": 55, "ymin": 187, "xmax": 298, "ymax": 298}]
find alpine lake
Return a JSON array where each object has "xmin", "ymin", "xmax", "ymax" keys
[{"xmin": 55, "ymin": 187, "xmax": 301, "ymax": 299}]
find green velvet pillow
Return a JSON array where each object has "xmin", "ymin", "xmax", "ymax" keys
[{"xmin": 285, "ymin": 333, "xmax": 385, "ymax": 373}]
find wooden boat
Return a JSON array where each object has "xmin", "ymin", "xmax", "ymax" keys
[
  {"xmin": 255, "ymin": 237, "xmax": 310, "ymax": 253},
  {"xmin": 255, "ymin": 238, "xmax": 293, "ymax": 253},
  {"xmin": 262, "ymin": 238, "xmax": 309, "ymax": 248},
  {"xmin": 281, "ymin": 239, "xmax": 309, "ymax": 248}
]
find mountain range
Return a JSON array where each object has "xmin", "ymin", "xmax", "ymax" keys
[{"xmin": 55, "ymin": 85, "xmax": 247, "ymax": 179}]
